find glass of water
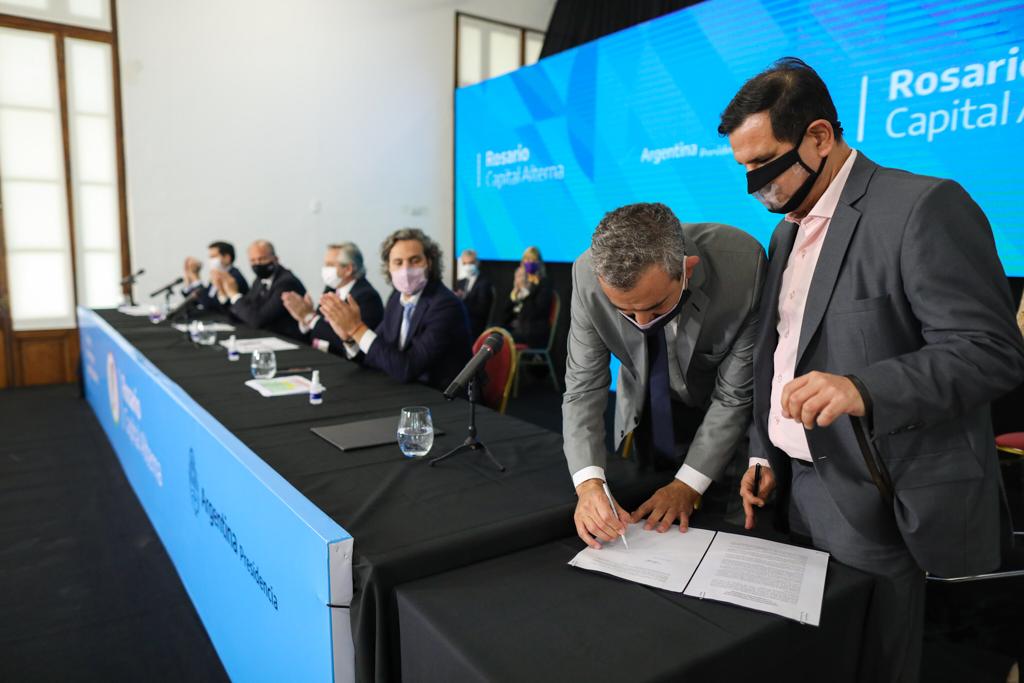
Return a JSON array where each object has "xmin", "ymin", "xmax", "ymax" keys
[
  {"xmin": 190, "ymin": 320, "xmax": 218, "ymax": 346},
  {"xmin": 148, "ymin": 304, "xmax": 164, "ymax": 324},
  {"xmin": 251, "ymin": 349, "xmax": 277, "ymax": 379},
  {"xmin": 397, "ymin": 406, "xmax": 434, "ymax": 458}
]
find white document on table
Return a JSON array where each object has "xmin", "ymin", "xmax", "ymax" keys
[
  {"xmin": 117, "ymin": 304, "xmax": 154, "ymax": 317},
  {"xmin": 244, "ymin": 375, "xmax": 313, "ymax": 397},
  {"xmin": 683, "ymin": 533, "xmax": 829, "ymax": 626},
  {"xmin": 218, "ymin": 337, "xmax": 299, "ymax": 353},
  {"xmin": 568, "ymin": 525, "xmax": 716, "ymax": 593},
  {"xmin": 173, "ymin": 322, "xmax": 236, "ymax": 333}
]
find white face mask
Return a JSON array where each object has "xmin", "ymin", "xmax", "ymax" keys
[
  {"xmin": 321, "ymin": 265, "xmax": 342, "ymax": 290},
  {"xmin": 458, "ymin": 263, "xmax": 479, "ymax": 280},
  {"xmin": 207, "ymin": 257, "xmax": 225, "ymax": 273}
]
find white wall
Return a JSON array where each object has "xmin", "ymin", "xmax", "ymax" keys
[{"xmin": 116, "ymin": 0, "xmax": 554, "ymax": 301}]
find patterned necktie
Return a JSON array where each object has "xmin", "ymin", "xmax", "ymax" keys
[{"xmin": 400, "ymin": 301, "xmax": 416, "ymax": 348}]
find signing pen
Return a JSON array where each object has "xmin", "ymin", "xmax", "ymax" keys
[{"xmin": 601, "ymin": 482, "xmax": 629, "ymax": 550}]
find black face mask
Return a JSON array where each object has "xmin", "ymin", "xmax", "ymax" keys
[
  {"xmin": 252, "ymin": 262, "xmax": 276, "ymax": 280},
  {"xmin": 746, "ymin": 145, "xmax": 826, "ymax": 215}
]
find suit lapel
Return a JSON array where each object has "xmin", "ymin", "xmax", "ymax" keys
[
  {"xmin": 796, "ymin": 152, "xmax": 876, "ymax": 365},
  {"xmin": 674, "ymin": 287, "xmax": 709, "ymax": 377}
]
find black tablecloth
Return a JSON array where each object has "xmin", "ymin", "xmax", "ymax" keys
[
  {"xmin": 96, "ymin": 311, "xmax": 673, "ymax": 682},
  {"xmin": 396, "ymin": 521, "xmax": 876, "ymax": 683}
]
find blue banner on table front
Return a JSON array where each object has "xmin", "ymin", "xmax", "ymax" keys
[{"xmin": 78, "ymin": 307, "xmax": 354, "ymax": 682}]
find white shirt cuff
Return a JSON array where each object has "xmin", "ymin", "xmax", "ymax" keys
[
  {"xmin": 228, "ymin": 292, "xmax": 243, "ymax": 305},
  {"xmin": 572, "ymin": 466, "xmax": 606, "ymax": 489},
  {"xmin": 298, "ymin": 313, "xmax": 319, "ymax": 335},
  {"xmin": 357, "ymin": 329, "xmax": 376, "ymax": 354},
  {"xmin": 748, "ymin": 457, "xmax": 771, "ymax": 469},
  {"xmin": 675, "ymin": 464, "xmax": 713, "ymax": 495}
]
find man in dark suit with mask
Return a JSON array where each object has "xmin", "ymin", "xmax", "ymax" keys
[
  {"xmin": 211, "ymin": 239, "xmax": 307, "ymax": 341},
  {"xmin": 182, "ymin": 241, "xmax": 248, "ymax": 312},
  {"xmin": 320, "ymin": 228, "xmax": 471, "ymax": 390},
  {"xmin": 723, "ymin": 58, "xmax": 1024, "ymax": 682},
  {"xmin": 454, "ymin": 248, "xmax": 494, "ymax": 340},
  {"xmin": 282, "ymin": 242, "xmax": 384, "ymax": 356}
]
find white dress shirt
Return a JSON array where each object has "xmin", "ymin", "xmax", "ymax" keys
[
  {"xmin": 571, "ymin": 315, "xmax": 712, "ymax": 495},
  {"xmin": 300, "ymin": 279, "xmax": 357, "ymax": 334}
]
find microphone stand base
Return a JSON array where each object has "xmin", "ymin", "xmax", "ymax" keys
[{"xmin": 428, "ymin": 437, "xmax": 506, "ymax": 472}]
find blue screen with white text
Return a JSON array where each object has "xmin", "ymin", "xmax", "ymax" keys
[{"xmin": 455, "ymin": 0, "xmax": 1024, "ymax": 275}]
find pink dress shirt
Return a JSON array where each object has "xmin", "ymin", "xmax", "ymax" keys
[{"xmin": 762, "ymin": 150, "xmax": 858, "ymax": 464}]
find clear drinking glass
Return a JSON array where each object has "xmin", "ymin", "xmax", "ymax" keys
[
  {"xmin": 148, "ymin": 304, "xmax": 164, "ymax": 324},
  {"xmin": 251, "ymin": 348, "xmax": 277, "ymax": 379},
  {"xmin": 190, "ymin": 320, "xmax": 218, "ymax": 346},
  {"xmin": 397, "ymin": 406, "xmax": 434, "ymax": 458}
]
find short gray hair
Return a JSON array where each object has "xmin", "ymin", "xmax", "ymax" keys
[
  {"xmin": 329, "ymin": 242, "xmax": 366, "ymax": 278},
  {"xmin": 591, "ymin": 203, "xmax": 686, "ymax": 290},
  {"xmin": 379, "ymin": 227, "xmax": 443, "ymax": 284}
]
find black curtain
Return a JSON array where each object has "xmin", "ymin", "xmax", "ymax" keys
[{"xmin": 540, "ymin": 0, "xmax": 705, "ymax": 58}]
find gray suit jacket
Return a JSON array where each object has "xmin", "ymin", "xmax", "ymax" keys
[
  {"xmin": 563, "ymin": 222, "xmax": 766, "ymax": 483},
  {"xmin": 751, "ymin": 152, "xmax": 1024, "ymax": 577}
]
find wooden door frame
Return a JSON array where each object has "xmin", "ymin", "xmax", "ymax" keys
[{"xmin": 0, "ymin": 1, "xmax": 131, "ymax": 387}]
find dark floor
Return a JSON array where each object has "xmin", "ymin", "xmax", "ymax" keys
[
  {"xmin": 1, "ymin": 378, "xmax": 1020, "ymax": 682},
  {"xmin": 0, "ymin": 383, "xmax": 228, "ymax": 682}
]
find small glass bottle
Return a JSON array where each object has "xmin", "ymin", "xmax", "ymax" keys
[
  {"xmin": 309, "ymin": 370, "xmax": 323, "ymax": 405},
  {"xmin": 227, "ymin": 335, "xmax": 239, "ymax": 362}
]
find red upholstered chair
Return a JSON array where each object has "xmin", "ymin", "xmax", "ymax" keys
[
  {"xmin": 472, "ymin": 327, "xmax": 517, "ymax": 414},
  {"xmin": 997, "ymin": 432, "xmax": 1024, "ymax": 458},
  {"xmin": 513, "ymin": 291, "xmax": 561, "ymax": 396}
]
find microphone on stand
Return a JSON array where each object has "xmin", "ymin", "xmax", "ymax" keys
[
  {"xmin": 120, "ymin": 268, "xmax": 145, "ymax": 286},
  {"xmin": 432, "ymin": 331, "xmax": 507, "ymax": 471},
  {"xmin": 443, "ymin": 332, "xmax": 504, "ymax": 399},
  {"xmin": 149, "ymin": 276, "xmax": 184, "ymax": 299}
]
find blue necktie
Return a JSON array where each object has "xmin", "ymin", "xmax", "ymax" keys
[
  {"xmin": 644, "ymin": 328, "xmax": 676, "ymax": 468},
  {"xmin": 400, "ymin": 301, "xmax": 416, "ymax": 348}
]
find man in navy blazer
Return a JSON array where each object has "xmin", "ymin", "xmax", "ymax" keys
[
  {"xmin": 182, "ymin": 241, "xmax": 249, "ymax": 312},
  {"xmin": 320, "ymin": 228, "xmax": 471, "ymax": 390},
  {"xmin": 282, "ymin": 242, "xmax": 384, "ymax": 356}
]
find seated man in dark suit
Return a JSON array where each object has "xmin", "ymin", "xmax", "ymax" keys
[
  {"xmin": 182, "ymin": 240, "xmax": 248, "ymax": 312},
  {"xmin": 454, "ymin": 248, "xmax": 494, "ymax": 339},
  {"xmin": 281, "ymin": 241, "xmax": 384, "ymax": 355},
  {"xmin": 320, "ymin": 228, "xmax": 472, "ymax": 390},
  {"xmin": 210, "ymin": 239, "xmax": 306, "ymax": 341}
]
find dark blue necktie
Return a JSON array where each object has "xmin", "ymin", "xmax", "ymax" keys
[{"xmin": 645, "ymin": 328, "xmax": 676, "ymax": 468}]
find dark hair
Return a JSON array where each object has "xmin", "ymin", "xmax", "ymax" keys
[
  {"xmin": 717, "ymin": 57, "xmax": 843, "ymax": 144},
  {"xmin": 208, "ymin": 241, "xmax": 235, "ymax": 263},
  {"xmin": 379, "ymin": 228, "xmax": 443, "ymax": 284}
]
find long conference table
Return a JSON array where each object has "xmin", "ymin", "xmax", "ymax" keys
[{"xmin": 79, "ymin": 307, "xmax": 875, "ymax": 682}]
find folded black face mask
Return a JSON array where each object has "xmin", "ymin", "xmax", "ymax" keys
[{"xmin": 746, "ymin": 144, "xmax": 826, "ymax": 214}]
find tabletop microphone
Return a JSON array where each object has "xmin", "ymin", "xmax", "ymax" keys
[
  {"xmin": 120, "ymin": 268, "xmax": 145, "ymax": 286},
  {"xmin": 443, "ymin": 332, "xmax": 504, "ymax": 399},
  {"xmin": 149, "ymin": 276, "xmax": 184, "ymax": 298}
]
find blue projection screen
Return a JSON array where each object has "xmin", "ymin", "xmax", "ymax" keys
[{"xmin": 455, "ymin": 0, "xmax": 1024, "ymax": 276}]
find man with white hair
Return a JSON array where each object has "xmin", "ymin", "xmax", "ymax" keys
[{"xmin": 282, "ymin": 242, "xmax": 384, "ymax": 355}]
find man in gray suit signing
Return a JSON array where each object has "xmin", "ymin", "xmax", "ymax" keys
[
  {"xmin": 564, "ymin": 202, "xmax": 765, "ymax": 548},
  {"xmin": 722, "ymin": 58, "xmax": 1024, "ymax": 682}
]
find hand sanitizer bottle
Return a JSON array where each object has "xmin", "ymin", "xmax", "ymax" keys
[
  {"xmin": 309, "ymin": 370, "xmax": 323, "ymax": 405},
  {"xmin": 227, "ymin": 335, "xmax": 239, "ymax": 362}
]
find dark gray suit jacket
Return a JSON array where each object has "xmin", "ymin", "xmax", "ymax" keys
[
  {"xmin": 751, "ymin": 152, "xmax": 1024, "ymax": 577},
  {"xmin": 563, "ymin": 223, "xmax": 766, "ymax": 483}
]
